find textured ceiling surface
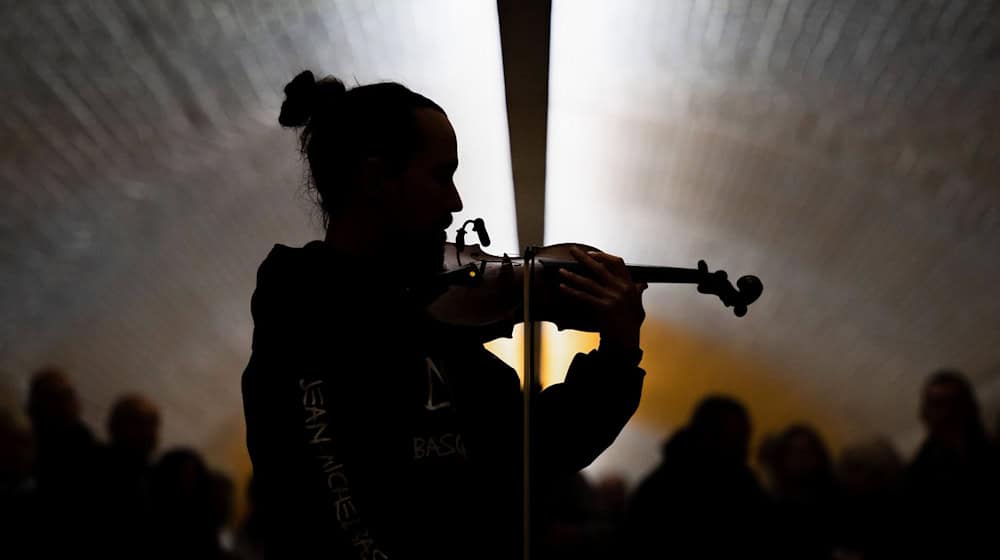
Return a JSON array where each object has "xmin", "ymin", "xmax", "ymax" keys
[{"xmin": 1, "ymin": 0, "xmax": 999, "ymax": 485}]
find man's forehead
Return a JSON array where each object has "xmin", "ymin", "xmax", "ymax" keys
[{"xmin": 415, "ymin": 109, "xmax": 456, "ymax": 148}]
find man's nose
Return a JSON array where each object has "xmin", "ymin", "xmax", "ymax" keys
[{"xmin": 447, "ymin": 184, "xmax": 463, "ymax": 213}]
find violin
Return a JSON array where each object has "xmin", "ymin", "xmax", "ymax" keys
[{"xmin": 421, "ymin": 219, "xmax": 763, "ymax": 342}]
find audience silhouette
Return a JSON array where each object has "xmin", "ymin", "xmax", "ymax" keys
[
  {"xmin": 0, "ymin": 409, "xmax": 40, "ymax": 559},
  {"xmin": 96, "ymin": 394, "xmax": 161, "ymax": 556},
  {"xmin": 3, "ymin": 367, "xmax": 999, "ymax": 559},
  {"xmin": 626, "ymin": 396, "xmax": 769, "ymax": 558},
  {"xmin": 902, "ymin": 370, "xmax": 1000, "ymax": 559},
  {"xmin": 834, "ymin": 437, "xmax": 904, "ymax": 559},
  {"xmin": 148, "ymin": 448, "xmax": 237, "ymax": 559},
  {"xmin": 26, "ymin": 367, "xmax": 102, "ymax": 556},
  {"xmin": 763, "ymin": 424, "xmax": 838, "ymax": 560}
]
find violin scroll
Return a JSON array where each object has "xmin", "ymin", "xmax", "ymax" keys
[{"xmin": 696, "ymin": 260, "xmax": 763, "ymax": 317}]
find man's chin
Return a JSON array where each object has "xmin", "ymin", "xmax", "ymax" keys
[{"xmin": 405, "ymin": 242, "xmax": 447, "ymax": 280}]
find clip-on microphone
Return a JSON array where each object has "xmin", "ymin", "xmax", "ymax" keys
[{"xmin": 454, "ymin": 218, "xmax": 491, "ymax": 253}]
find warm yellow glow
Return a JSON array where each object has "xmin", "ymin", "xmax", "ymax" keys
[
  {"xmin": 535, "ymin": 319, "xmax": 845, "ymax": 449},
  {"xmin": 484, "ymin": 323, "xmax": 525, "ymax": 381},
  {"xmin": 634, "ymin": 320, "xmax": 850, "ymax": 449},
  {"xmin": 506, "ymin": 319, "xmax": 852, "ymax": 487},
  {"xmin": 480, "ymin": 317, "xmax": 853, "ymax": 487},
  {"xmin": 540, "ymin": 324, "xmax": 600, "ymax": 387},
  {"xmin": 580, "ymin": 318, "xmax": 854, "ymax": 486},
  {"xmin": 484, "ymin": 323, "xmax": 605, "ymax": 389}
]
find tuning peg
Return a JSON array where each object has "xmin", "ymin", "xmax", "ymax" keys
[{"xmin": 736, "ymin": 276, "xmax": 763, "ymax": 306}]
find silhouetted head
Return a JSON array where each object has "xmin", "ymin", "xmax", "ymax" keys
[
  {"xmin": 688, "ymin": 395, "xmax": 752, "ymax": 464},
  {"xmin": 279, "ymin": 70, "xmax": 462, "ymax": 278},
  {"xmin": 919, "ymin": 369, "xmax": 986, "ymax": 446},
  {"xmin": 206, "ymin": 470, "xmax": 235, "ymax": 531},
  {"xmin": 150, "ymin": 448, "xmax": 222, "ymax": 549},
  {"xmin": 770, "ymin": 424, "xmax": 834, "ymax": 500},
  {"xmin": 836, "ymin": 438, "xmax": 902, "ymax": 498},
  {"xmin": 0, "ymin": 409, "xmax": 35, "ymax": 485},
  {"xmin": 108, "ymin": 394, "xmax": 160, "ymax": 462},
  {"xmin": 150, "ymin": 448, "xmax": 211, "ymax": 522},
  {"xmin": 27, "ymin": 367, "xmax": 80, "ymax": 431}
]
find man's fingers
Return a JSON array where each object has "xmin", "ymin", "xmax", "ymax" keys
[
  {"xmin": 559, "ymin": 267, "xmax": 613, "ymax": 300},
  {"xmin": 578, "ymin": 248, "xmax": 636, "ymax": 288},
  {"xmin": 559, "ymin": 281, "xmax": 607, "ymax": 309},
  {"xmin": 587, "ymin": 250, "xmax": 627, "ymax": 271},
  {"xmin": 569, "ymin": 247, "xmax": 617, "ymax": 284}
]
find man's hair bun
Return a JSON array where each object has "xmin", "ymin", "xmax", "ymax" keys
[
  {"xmin": 279, "ymin": 70, "xmax": 349, "ymax": 127},
  {"xmin": 278, "ymin": 70, "xmax": 316, "ymax": 127},
  {"xmin": 279, "ymin": 70, "xmax": 344, "ymax": 127}
]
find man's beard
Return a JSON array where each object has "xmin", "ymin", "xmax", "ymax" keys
[{"xmin": 407, "ymin": 230, "xmax": 447, "ymax": 280}]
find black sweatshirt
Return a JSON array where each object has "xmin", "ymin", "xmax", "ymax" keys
[{"xmin": 241, "ymin": 241, "xmax": 644, "ymax": 559}]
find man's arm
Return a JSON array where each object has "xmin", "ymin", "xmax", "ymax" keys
[
  {"xmin": 531, "ymin": 247, "xmax": 648, "ymax": 474},
  {"xmin": 532, "ymin": 344, "xmax": 644, "ymax": 474}
]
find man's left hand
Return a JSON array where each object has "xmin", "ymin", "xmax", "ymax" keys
[{"xmin": 557, "ymin": 247, "xmax": 648, "ymax": 349}]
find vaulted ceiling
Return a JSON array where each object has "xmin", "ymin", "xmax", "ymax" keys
[{"xmin": 2, "ymin": 0, "xmax": 999, "ymax": 486}]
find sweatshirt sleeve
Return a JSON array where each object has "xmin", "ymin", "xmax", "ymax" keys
[
  {"xmin": 244, "ymin": 347, "xmax": 397, "ymax": 559},
  {"xmin": 242, "ymin": 249, "xmax": 394, "ymax": 559},
  {"xmin": 531, "ymin": 344, "xmax": 645, "ymax": 475}
]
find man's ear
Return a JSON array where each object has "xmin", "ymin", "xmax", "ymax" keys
[{"xmin": 354, "ymin": 157, "xmax": 391, "ymax": 203}]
